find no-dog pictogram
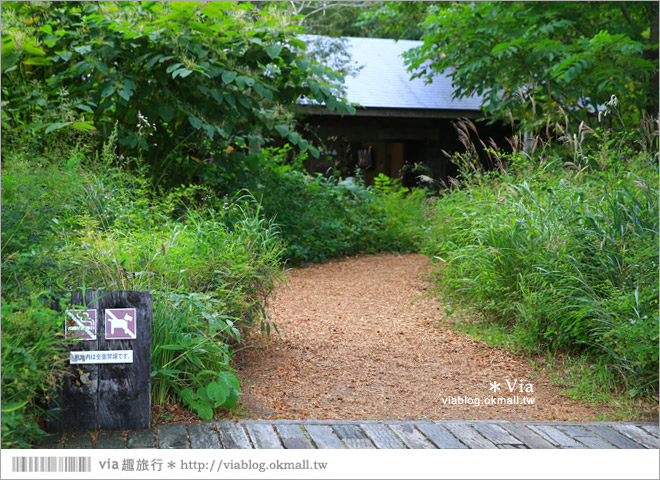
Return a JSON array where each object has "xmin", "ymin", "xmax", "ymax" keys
[{"xmin": 105, "ymin": 308, "xmax": 137, "ymax": 339}]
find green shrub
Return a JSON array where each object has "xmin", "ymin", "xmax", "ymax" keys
[
  {"xmin": 151, "ymin": 292, "xmax": 242, "ymax": 420},
  {"xmin": 1, "ymin": 296, "xmax": 68, "ymax": 448},
  {"xmin": 1, "ymin": 1, "xmax": 351, "ymax": 189},
  {"xmin": 1, "ymin": 138, "xmax": 288, "ymax": 438},
  {"xmin": 255, "ymin": 148, "xmax": 428, "ymax": 263}
]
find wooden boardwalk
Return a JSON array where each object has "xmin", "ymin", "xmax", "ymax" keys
[{"xmin": 43, "ymin": 420, "xmax": 659, "ymax": 449}]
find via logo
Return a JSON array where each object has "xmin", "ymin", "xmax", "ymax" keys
[{"xmin": 489, "ymin": 379, "xmax": 534, "ymax": 393}]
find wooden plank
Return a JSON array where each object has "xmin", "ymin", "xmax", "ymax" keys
[
  {"xmin": 499, "ymin": 424, "xmax": 555, "ymax": 449},
  {"xmin": 64, "ymin": 432, "xmax": 94, "ymax": 449},
  {"xmin": 127, "ymin": 430, "xmax": 157, "ymax": 449},
  {"xmin": 304, "ymin": 425, "xmax": 346, "ymax": 449},
  {"xmin": 584, "ymin": 425, "xmax": 645, "ymax": 449},
  {"xmin": 188, "ymin": 423, "xmax": 221, "ymax": 449},
  {"xmin": 216, "ymin": 422, "xmax": 252, "ymax": 449},
  {"xmin": 639, "ymin": 424, "xmax": 659, "ymax": 437},
  {"xmin": 528, "ymin": 425, "xmax": 584, "ymax": 449},
  {"xmin": 158, "ymin": 424, "xmax": 189, "ymax": 449},
  {"xmin": 96, "ymin": 432, "xmax": 127, "ymax": 449},
  {"xmin": 332, "ymin": 424, "xmax": 375, "ymax": 449},
  {"xmin": 443, "ymin": 423, "xmax": 497, "ymax": 449},
  {"xmin": 555, "ymin": 425, "xmax": 616, "ymax": 449},
  {"xmin": 470, "ymin": 423, "xmax": 523, "ymax": 446},
  {"xmin": 416, "ymin": 423, "xmax": 467, "ymax": 449},
  {"xmin": 245, "ymin": 424, "xmax": 283, "ymax": 449},
  {"xmin": 360, "ymin": 424, "xmax": 406, "ymax": 449},
  {"xmin": 610, "ymin": 424, "xmax": 659, "ymax": 449},
  {"xmin": 275, "ymin": 424, "xmax": 314, "ymax": 449},
  {"xmin": 389, "ymin": 424, "xmax": 435, "ymax": 449},
  {"xmin": 97, "ymin": 291, "xmax": 152, "ymax": 431}
]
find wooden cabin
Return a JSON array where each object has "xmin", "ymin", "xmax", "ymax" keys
[{"xmin": 300, "ymin": 36, "xmax": 510, "ymax": 186}]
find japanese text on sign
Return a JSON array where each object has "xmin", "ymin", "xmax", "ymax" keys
[{"xmin": 69, "ymin": 350, "xmax": 134, "ymax": 364}]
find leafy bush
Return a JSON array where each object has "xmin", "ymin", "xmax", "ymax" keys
[
  {"xmin": 50, "ymin": 166, "xmax": 284, "ymax": 420},
  {"xmin": 1, "ymin": 296, "xmax": 68, "ymax": 448},
  {"xmin": 255, "ymin": 148, "xmax": 428, "ymax": 263},
  {"xmin": 1, "ymin": 136, "xmax": 287, "ymax": 436},
  {"xmin": 423, "ymin": 145, "xmax": 659, "ymax": 395},
  {"xmin": 1, "ymin": 1, "xmax": 352, "ymax": 188}
]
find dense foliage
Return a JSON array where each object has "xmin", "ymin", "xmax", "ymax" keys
[
  {"xmin": 405, "ymin": 2, "xmax": 658, "ymax": 130},
  {"xmin": 255, "ymin": 148, "xmax": 427, "ymax": 263},
  {"xmin": 0, "ymin": 136, "xmax": 277, "ymax": 446},
  {"xmin": 0, "ymin": 132, "xmax": 426, "ymax": 448},
  {"xmin": 1, "ymin": 1, "xmax": 353, "ymax": 188}
]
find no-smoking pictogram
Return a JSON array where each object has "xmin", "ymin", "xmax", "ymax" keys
[
  {"xmin": 65, "ymin": 309, "xmax": 97, "ymax": 340},
  {"xmin": 105, "ymin": 308, "xmax": 137, "ymax": 339}
]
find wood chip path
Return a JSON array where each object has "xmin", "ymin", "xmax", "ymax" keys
[{"xmin": 236, "ymin": 253, "xmax": 622, "ymax": 421}]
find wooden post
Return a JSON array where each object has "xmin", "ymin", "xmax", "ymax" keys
[{"xmin": 48, "ymin": 291, "xmax": 152, "ymax": 432}]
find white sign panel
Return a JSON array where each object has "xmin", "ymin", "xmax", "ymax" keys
[
  {"xmin": 105, "ymin": 308, "xmax": 137, "ymax": 339},
  {"xmin": 70, "ymin": 350, "xmax": 133, "ymax": 364}
]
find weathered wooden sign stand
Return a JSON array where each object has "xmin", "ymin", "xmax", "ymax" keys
[{"xmin": 48, "ymin": 290, "xmax": 152, "ymax": 432}]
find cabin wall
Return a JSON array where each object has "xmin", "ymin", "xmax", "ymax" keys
[{"xmin": 302, "ymin": 112, "xmax": 511, "ymax": 186}]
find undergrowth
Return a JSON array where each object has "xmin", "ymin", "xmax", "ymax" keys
[
  {"xmin": 423, "ymin": 124, "xmax": 659, "ymax": 404},
  {"xmin": 254, "ymin": 147, "xmax": 428, "ymax": 264},
  {"xmin": 1, "ymin": 138, "xmax": 427, "ymax": 448}
]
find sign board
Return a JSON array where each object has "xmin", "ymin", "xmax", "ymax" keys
[
  {"xmin": 70, "ymin": 350, "xmax": 133, "ymax": 364},
  {"xmin": 65, "ymin": 309, "xmax": 97, "ymax": 341},
  {"xmin": 105, "ymin": 308, "xmax": 137, "ymax": 339},
  {"xmin": 48, "ymin": 291, "xmax": 152, "ymax": 433}
]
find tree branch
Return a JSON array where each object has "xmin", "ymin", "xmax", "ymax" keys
[{"xmin": 619, "ymin": 5, "xmax": 633, "ymax": 25}]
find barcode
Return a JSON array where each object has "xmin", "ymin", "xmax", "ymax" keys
[{"xmin": 11, "ymin": 456, "xmax": 92, "ymax": 473}]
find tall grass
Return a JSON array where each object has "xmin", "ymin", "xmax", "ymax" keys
[
  {"xmin": 151, "ymin": 292, "xmax": 242, "ymax": 420},
  {"xmin": 423, "ymin": 134, "xmax": 659, "ymax": 396}
]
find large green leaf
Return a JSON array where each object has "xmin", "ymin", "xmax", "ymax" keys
[
  {"xmin": 1, "ymin": 399, "xmax": 29, "ymax": 413},
  {"xmin": 44, "ymin": 122, "xmax": 72, "ymax": 134},
  {"xmin": 221, "ymin": 70, "xmax": 237, "ymax": 84},
  {"xmin": 188, "ymin": 115, "xmax": 203, "ymax": 129},
  {"xmin": 265, "ymin": 44, "xmax": 283, "ymax": 59},
  {"xmin": 207, "ymin": 380, "xmax": 228, "ymax": 404},
  {"xmin": 158, "ymin": 104, "xmax": 175, "ymax": 122},
  {"xmin": 217, "ymin": 371, "xmax": 240, "ymax": 390},
  {"xmin": 224, "ymin": 389, "xmax": 239, "ymax": 409},
  {"xmin": 295, "ymin": 58, "xmax": 311, "ymax": 71},
  {"xmin": 195, "ymin": 402, "xmax": 213, "ymax": 420},
  {"xmin": 274, "ymin": 124, "xmax": 289, "ymax": 136}
]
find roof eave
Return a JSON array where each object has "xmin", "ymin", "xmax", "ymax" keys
[{"xmin": 299, "ymin": 105, "xmax": 483, "ymax": 119}]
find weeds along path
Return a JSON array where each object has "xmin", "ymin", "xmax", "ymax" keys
[{"xmin": 236, "ymin": 253, "xmax": 614, "ymax": 421}]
